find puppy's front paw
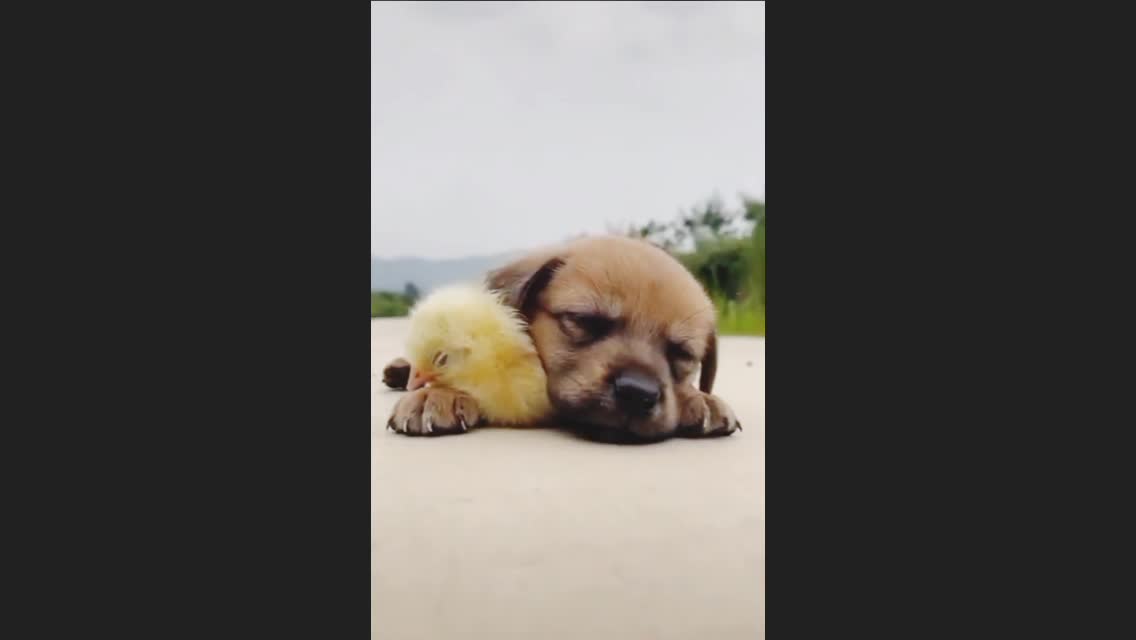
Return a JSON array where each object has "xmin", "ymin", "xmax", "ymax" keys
[
  {"xmin": 675, "ymin": 387, "xmax": 741, "ymax": 437},
  {"xmin": 387, "ymin": 387, "xmax": 481, "ymax": 436}
]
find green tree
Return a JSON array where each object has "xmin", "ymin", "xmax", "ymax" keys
[
  {"xmin": 403, "ymin": 282, "xmax": 420, "ymax": 304},
  {"xmin": 748, "ymin": 200, "xmax": 765, "ymax": 308},
  {"xmin": 613, "ymin": 192, "xmax": 764, "ymax": 335},
  {"xmin": 743, "ymin": 198, "xmax": 765, "ymax": 225},
  {"xmin": 631, "ymin": 220, "xmax": 678, "ymax": 250},
  {"xmin": 675, "ymin": 194, "xmax": 741, "ymax": 250}
]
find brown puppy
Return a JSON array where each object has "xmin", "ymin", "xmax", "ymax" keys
[{"xmin": 385, "ymin": 235, "xmax": 740, "ymax": 441}]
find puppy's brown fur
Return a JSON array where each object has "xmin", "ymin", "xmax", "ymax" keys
[{"xmin": 386, "ymin": 235, "xmax": 739, "ymax": 441}]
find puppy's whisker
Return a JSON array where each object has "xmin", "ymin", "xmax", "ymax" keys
[{"xmin": 674, "ymin": 304, "xmax": 715, "ymax": 330}]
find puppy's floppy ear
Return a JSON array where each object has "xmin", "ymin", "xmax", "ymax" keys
[
  {"xmin": 486, "ymin": 253, "xmax": 565, "ymax": 320},
  {"xmin": 699, "ymin": 330, "xmax": 718, "ymax": 394}
]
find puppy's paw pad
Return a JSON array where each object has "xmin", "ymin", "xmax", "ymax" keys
[
  {"xmin": 677, "ymin": 390, "xmax": 740, "ymax": 438},
  {"xmin": 388, "ymin": 390, "xmax": 426, "ymax": 435},
  {"xmin": 704, "ymin": 395, "xmax": 740, "ymax": 436},
  {"xmin": 388, "ymin": 388, "xmax": 479, "ymax": 436},
  {"xmin": 453, "ymin": 396, "xmax": 481, "ymax": 432}
]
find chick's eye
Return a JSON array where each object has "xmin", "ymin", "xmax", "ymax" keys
[
  {"xmin": 433, "ymin": 352, "xmax": 448, "ymax": 367},
  {"xmin": 560, "ymin": 313, "xmax": 614, "ymax": 341}
]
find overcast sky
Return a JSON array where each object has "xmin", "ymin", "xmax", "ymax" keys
[{"xmin": 371, "ymin": 1, "xmax": 764, "ymax": 259}]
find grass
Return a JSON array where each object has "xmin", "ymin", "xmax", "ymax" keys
[
  {"xmin": 372, "ymin": 283, "xmax": 766, "ymax": 336},
  {"xmin": 371, "ymin": 291, "xmax": 413, "ymax": 318},
  {"xmin": 371, "ymin": 224, "xmax": 767, "ymax": 337},
  {"xmin": 686, "ymin": 235, "xmax": 764, "ymax": 337},
  {"xmin": 715, "ymin": 297, "xmax": 766, "ymax": 337},
  {"xmin": 671, "ymin": 223, "xmax": 764, "ymax": 337}
]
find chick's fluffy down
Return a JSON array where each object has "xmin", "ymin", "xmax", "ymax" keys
[{"xmin": 404, "ymin": 284, "xmax": 552, "ymax": 425}]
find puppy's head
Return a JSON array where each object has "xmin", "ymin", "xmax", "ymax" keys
[{"xmin": 487, "ymin": 235, "xmax": 717, "ymax": 441}]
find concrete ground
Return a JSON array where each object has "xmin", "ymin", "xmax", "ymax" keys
[{"xmin": 372, "ymin": 317, "xmax": 764, "ymax": 639}]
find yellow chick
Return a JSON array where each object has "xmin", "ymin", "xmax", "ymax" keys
[{"xmin": 403, "ymin": 283, "xmax": 552, "ymax": 427}]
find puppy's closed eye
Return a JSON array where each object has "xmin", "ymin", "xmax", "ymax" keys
[
  {"xmin": 667, "ymin": 341, "xmax": 699, "ymax": 380},
  {"xmin": 558, "ymin": 313, "xmax": 614, "ymax": 344},
  {"xmin": 666, "ymin": 341, "xmax": 696, "ymax": 363}
]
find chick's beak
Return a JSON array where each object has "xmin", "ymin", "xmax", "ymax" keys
[{"xmin": 407, "ymin": 366, "xmax": 436, "ymax": 391}]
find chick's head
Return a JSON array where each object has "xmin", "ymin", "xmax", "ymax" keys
[{"xmin": 403, "ymin": 284, "xmax": 533, "ymax": 391}]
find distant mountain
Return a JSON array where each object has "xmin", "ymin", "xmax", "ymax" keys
[{"xmin": 370, "ymin": 251, "xmax": 524, "ymax": 294}]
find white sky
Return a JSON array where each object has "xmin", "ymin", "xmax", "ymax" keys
[{"xmin": 372, "ymin": 1, "xmax": 765, "ymax": 259}]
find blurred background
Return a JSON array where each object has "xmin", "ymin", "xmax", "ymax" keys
[{"xmin": 372, "ymin": 1, "xmax": 765, "ymax": 335}]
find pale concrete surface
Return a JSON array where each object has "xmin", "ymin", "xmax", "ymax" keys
[{"xmin": 372, "ymin": 317, "xmax": 764, "ymax": 640}]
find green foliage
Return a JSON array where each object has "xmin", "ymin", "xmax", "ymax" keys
[
  {"xmin": 744, "ymin": 199, "xmax": 765, "ymax": 224},
  {"xmin": 715, "ymin": 296, "xmax": 766, "ymax": 337},
  {"xmin": 371, "ymin": 290, "xmax": 415, "ymax": 318},
  {"xmin": 750, "ymin": 200, "xmax": 765, "ymax": 309},
  {"xmin": 678, "ymin": 236, "xmax": 751, "ymax": 300},
  {"xmin": 372, "ymin": 194, "xmax": 766, "ymax": 336},
  {"xmin": 403, "ymin": 282, "xmax": 421, "ymax": 304},
  {"xmin": 630, "ymin": 194, "xmax": 765, "ymax": 336},
  {"xmin": 629, "ymin": 220, "xmax": 677, "ymax": 250}
]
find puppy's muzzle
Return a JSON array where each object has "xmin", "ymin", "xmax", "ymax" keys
[{"xmin": 613, "ymin": 370, "xmax": 661, "ymax": 417}]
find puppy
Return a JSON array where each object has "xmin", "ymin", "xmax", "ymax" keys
[{"xmin": 385, "ymin": 235, "xmax": 740, "ymax": 441}]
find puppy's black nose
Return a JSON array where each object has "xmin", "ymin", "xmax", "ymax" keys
[{"xmin": 613, "ymin": 371, "xmax": 661, "ymax": 416}]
